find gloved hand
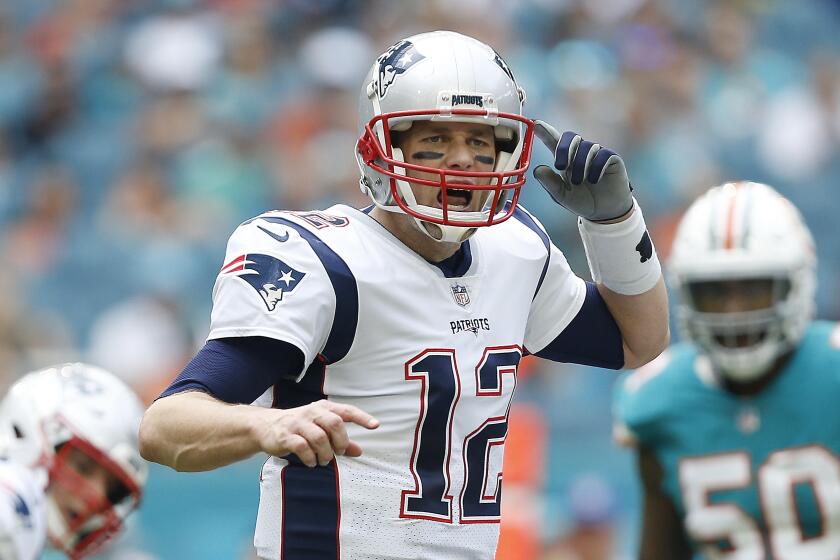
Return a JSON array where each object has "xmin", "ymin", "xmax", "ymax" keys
[{"xmin": 532, "ymin": 120, "xmax": 633, "ymax": 222}]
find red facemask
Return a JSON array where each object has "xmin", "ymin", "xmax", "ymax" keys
[
  {"xmin": 358, "ymin": 108, "xmax": 536, "ymax": 228},
  {"xmin": 47, "ymin": 437, "xmax": 141, "ymax": 559}
]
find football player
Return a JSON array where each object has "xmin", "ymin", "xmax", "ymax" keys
[
  {"xmin": 0, "ymin": 363, "xmax": 147, "ymax": 560},
  {"xmin": 140, "ymin": 30, "xmax": 669, "ymax": 559},
  {"xmin": 614, "ymin": 181, "xmax": 840, "ymax": 559}
]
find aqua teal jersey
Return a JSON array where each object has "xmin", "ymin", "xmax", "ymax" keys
[{"xmin": 615, "ymin": 321, "xmax": 840, "ymax": 559}]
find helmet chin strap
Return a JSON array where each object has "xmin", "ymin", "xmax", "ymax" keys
[
  {"xmin": 416, "ymin": 220, "xmax": 477, "ymax": 244},
  {"xmin": 706, "ymin": 333, "xmax": 789, "ymax": 384},
  {"xmin": 715, "ymin": 354, "xmax": 776, "ymax": 383}
]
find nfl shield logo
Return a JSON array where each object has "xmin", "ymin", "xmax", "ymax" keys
[{"xmin": 451, "ymin": 284, "xmax": 470, "ymax": 307}]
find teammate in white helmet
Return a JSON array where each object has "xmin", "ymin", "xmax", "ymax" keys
[
  {"xmin": 140, "ymin": 30, "xmax": 669, "ymax": 559},
  {"xmin": 0, "ymin": 363, "xmax": 147, "ymax": 560},
  {"xmin": 614, "ymin": 182, "xmax": 840, "ymax": 559}
]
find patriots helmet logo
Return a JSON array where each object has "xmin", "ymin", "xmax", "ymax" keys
[
  {"xmin": 376, "ymin": 39, "xmax": 424, "ymax": 98},
  {"xmin": 222, "ymin": 254, "xmax": 305, "ymax": 311},
  {"xmin": 12, "ymin": 492, "xmax": 32, "ymax": 529}
]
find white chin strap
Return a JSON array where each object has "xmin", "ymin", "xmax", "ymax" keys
[
  {"xmin": 709, "ymin": 343, "xmax": 780, "ymax": 382},
  {"xmin": 418, "ymin": 220, "xmax": 477, "ymax": 243}
]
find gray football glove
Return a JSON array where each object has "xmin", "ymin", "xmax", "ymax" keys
[{"xmin": 533, "ymin": 120, "xmax": 633, "ymax": 222}]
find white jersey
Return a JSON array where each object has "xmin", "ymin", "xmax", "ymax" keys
[
  {"xmin": 209, "ymin": 204, "xmax": 586, "ymax": 560},
  {"xmin": 0, "ymin": 462, "xmax": 46, "ymax": 560}
]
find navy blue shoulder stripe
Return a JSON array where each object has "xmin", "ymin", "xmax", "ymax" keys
[
  {"xmin": 257, "ymin": 216, "xmax": 358, "ymax": 364},
  {"xmin": 511, "ymin": 205, "xmax": 551, "ymax": 299}
]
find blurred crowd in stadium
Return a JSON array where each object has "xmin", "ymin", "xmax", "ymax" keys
[{"xmin": 2, "ymin": 0, "xmax": 840, "ymax": 558}]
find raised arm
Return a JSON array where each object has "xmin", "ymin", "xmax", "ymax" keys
[
  {"xmin": 533, "ymin": 121, "xmax": 669, "ymax": 368},
  {"xmin": 599, "ymin": 264, "xmax": 669, "ymax": 369}
]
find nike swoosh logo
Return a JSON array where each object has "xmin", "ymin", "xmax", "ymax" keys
[{"xmin": 258, "ymin": 225, "xmax": 290, "ymax": 243}]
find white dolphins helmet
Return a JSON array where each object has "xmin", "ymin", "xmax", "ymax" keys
[
  {"xmin": 668, "ymin": 182, "xmax": 816, "ymax": 382},
  {"xmin": 355, "ymin": 30, "xmax": 536, "ymax": 243},
  {"xmin": 0, "ymin": 363, "xmax": 148, "ymax": 558}
]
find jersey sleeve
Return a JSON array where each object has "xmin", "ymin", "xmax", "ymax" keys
[
  {"xmin": 520, "ymin": 212, "xmax": 587, "ymax": 354},
  {"xmin": 158, "ymin": 337, "xmax": 305, "ymax": 404},
  {"xmin": 0, "ymin": 463, "xmax": 46, "ymax": 560},
  {"xmin": 612, "ymin": 350, "xmax": 675, "ymax": 449},
  {"xmin": 533, "ymin": 282, "xmax": 623, "ymax": 369},
  {"xmin": 208, "ymin": 217, "xmax": 336, "ymax": 372}
]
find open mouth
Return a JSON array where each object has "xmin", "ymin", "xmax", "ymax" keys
[{"xmin": 437, "ymin": 188, "xmax": 473, "ymax": 210}]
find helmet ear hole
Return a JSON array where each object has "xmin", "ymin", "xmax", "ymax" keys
[{"xmin": 389, "ymin": 130, "xmax": 406, "ymax": 152}]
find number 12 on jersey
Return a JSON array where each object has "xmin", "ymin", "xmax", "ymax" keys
[{"xmin": 400, "ymin": 346, "xmax": 522, "ymax": 524}]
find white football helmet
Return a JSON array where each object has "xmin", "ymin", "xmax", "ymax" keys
[
  {"xmin": 0, "ymin": 363, "xmax": 148, "ymax": 559},
  {"xmin": 668, "ymin": 182, "xmax": 816, "ymax": 382},
  {"xmin": 355, "ymin": 30, "xmax": 535, "ymax": 243}
]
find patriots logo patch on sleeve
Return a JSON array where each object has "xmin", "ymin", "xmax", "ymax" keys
[
  {"xmin": 13, "ymin": 491, "xmax": 33, "ymax": 529},
  {"xmin": 222, "ymin": 254, "xmax": 306, "ymax": 311}
]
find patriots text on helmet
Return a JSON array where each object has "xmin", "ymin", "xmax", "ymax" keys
[{"xmin": 450, "ymin": 95, "xmax": 483, "ymax": 107}]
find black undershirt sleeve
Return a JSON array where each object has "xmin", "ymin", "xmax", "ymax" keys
[
  {"xmin": 158, "ymin": 337, "xmax": 305, "ymax": 404},
  {"xmin": 533, "ymin": 282, "xmax": 624, "ymax": 369}
]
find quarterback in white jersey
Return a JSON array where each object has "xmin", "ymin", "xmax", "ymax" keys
[
  {"xmin": 140, "ymin": 31, "xmax": 669, "ymax": 559},
  {"xmin": 0, "ymin": 364, "xmax": 147, "ymax": 560}
]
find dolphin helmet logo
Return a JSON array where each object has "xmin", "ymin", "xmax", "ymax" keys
[{"xmin": 222, "ymin": 254, "xmax": 306, "ymax": 311}]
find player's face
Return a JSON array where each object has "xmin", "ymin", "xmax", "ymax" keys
[
  {"xmin": 688, "ymin": 278, "xmax": 781, "ymax": 347},
  {"xmin": 689, "ymin": 279, "xmax": 777, "ymax": 313},
  {"xmin": 50, "ymin": 445, "xmax": 130, "ymax": 527},
  {"xmin": 396, "ymin": 120, "xmax": 497, "ymax": 213}
]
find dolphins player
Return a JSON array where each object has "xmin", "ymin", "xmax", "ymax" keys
[{"xmin": 615, "ymin": 182, "xmax": 840, "ymax": 559}]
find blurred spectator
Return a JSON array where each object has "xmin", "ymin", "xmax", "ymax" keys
[
  {"xmin": 87, "ymin": 294, "xmax": 193, "ymax": 404},
  {"xmin": 1, "ymin": 165, "xmax": 78, "ymax": 277},
  {"xmin": 542, "ymin": 474, "xmax": 621, "ymax": 560},
  {"xmin": 497, "ymin": 402, "xmax": 549, "ymax": 560},
  {"xmin": 124, "ymin": 4, "xmax": 222, "ymax": 92}
]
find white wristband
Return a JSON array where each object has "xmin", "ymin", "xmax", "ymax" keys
[{"xmin": 578, "ymin": 198, "xmax": 661, "ymax": 295}]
